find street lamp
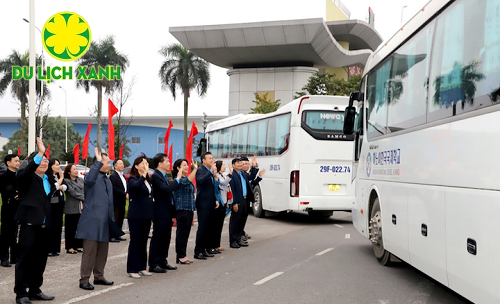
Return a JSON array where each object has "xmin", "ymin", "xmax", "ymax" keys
[
  {"xmin": 401, "ymin": 5, "xmax": 408, "ymax": 24},
  {"xmin": 59, "ymin": 86, "xmax": 67, "ymax": 153},
  {"xmin": 23, "ymin": 17, "xmax": 45, "ymax": 140},
  {"xmin": 26, "ymin": 1, "xmax": 37, "ymax": 153},
  {"xmin": 202, "ymin": 112, "xmax": 208, "ymax": 136}
]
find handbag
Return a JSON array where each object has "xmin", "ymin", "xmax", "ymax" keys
[{"xmin": 227, "ymin": 184, "xmax": 233, "ymax": 200}]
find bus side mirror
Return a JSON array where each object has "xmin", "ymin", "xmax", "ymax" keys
[
  {"xmin": 343, "ymin": 91, "xmax": 364, "ymax": 135},
  {"xmin": 196, "ymin": 138, "xmax": 207, "ymax": 157}
]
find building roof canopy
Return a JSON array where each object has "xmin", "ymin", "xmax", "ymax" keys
[{"xmin": 170, "ymin": 18, "xmax": 383, "ymax": 69}]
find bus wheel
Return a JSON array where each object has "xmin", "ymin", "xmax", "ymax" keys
[
  {"xmin": 252, "ymin": 185, "xmax": 265, "ymax": 218},
  {"xmin": 369, "ymin": 198, "xmax": 392, "ymax": 266}
]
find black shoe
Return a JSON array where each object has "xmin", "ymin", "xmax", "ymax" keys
[
  {"xmin": 176, "ymin": 258, "xmax": 192, "ymax": 265},
  {"xmin": 208, "ymin": 248, "xmax": 220, "ymax": 254},
  {"xmin": 241, "ymin": 236, "xmax": 248, "ymax": 241},
  {"xmin": 202, "ymin": 251, "xmax": 214, "ymax": 257},
  {"xmin": 79, "ymin": 282, "xmax": 95, "ymax": 290},
  {"xmin": 237, "ymin": 241, "xmax": 249, "ymax": 247},
  {"xmin": 118, "ymin": 237, "xmax": 127, "ymax": 241},
  {"xmin": 28, "ymin": 292, "xmax": 55, "ymax": 301},
  {"xmin": 94, "ymin": 278, "xmax": 114, "ymax": 285},
  {"xmin": 230, "ymin": 242, "xmax": 241, "ymax": 248},
  {"xmin": 160, "ymin": 264, "xmax": 177, "ymax": 270},
  {"xmin": 194, "ymin": 253, "xmax": 207, "ymax": 260},
  {"xmin": 110, "ymin": 238, "xmax": 120, "ymax": 242},
  {"xmin": 1, "ymin": 260, "xmax": 11, "ymax": 267},
  {"xmin": 47, "ymin": 252, "xmax": 59, "ymax": 257},
  {"xmin": 245, "ymin": 234, "xmax": 251, "ymax": 239},
  {"xmin": 16, "ymin": 297, "xmax": 32, "ymax": 304},
  {"xmin": 149, "ymin": 266, "xmax": 167, "ymax": 273}
]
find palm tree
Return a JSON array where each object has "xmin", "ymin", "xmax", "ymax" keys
[
  {"xmin": 75, "ymin": 35, "xmax": 129, "ymax": 150},
  {"xmin": 0, "ymin": 50, "xmax": 51, "ymax": 126},
  {"xmin": 158, "ymin": 44, "xmax": 210, "ymax": 152}
]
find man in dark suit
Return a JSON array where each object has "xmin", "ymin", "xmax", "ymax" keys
[
  {"xmin": 148, "ymin": 153, "xmax": 182, "ymax": 273},
  {"xmin": 14, "ymin": 138, "xmax": 56, "ymax": 304},
  {"xmin": 0, "ymin": 153, "xmax": 21, "ymax": 267},
  {"xmin": 194, "ymin": 152, "xmax": 218, "ymax": 260},
  {"xmin": 228, "ymin": 158, "xmax": 253, "ymax": 249},
  {"xmin": 76, "ymin": 148, "xmax": 115, "ymax": 291},
  {"xmin": 239, "ymin": 156, "xmax": 266, "ymax": 242},
  {"xmin": 109, "ymin": 159, "xmax": 128, "ymax": 242}
]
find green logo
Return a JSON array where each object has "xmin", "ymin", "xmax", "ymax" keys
[{"xmin": 42, "ymin": 11, "xmax": 91, "ymax": 62}]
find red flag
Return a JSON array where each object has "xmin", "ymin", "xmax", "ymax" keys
[
  {"xmin": 164, "ymin": 119, "xmax": 173, "ymax": 154},
  {"xmin": 46, "ymin": 144, "xmax": 50, "ymax": 159},
  {"xmin": 82, "ymin": 121, "xmax": 92, "ymax": 159},
  {"xmin": 186, "ymin": 121, "xmax": 199, "ymax": 175},
  {"xmin": 73, "ymin": 143, "xmax": 80, "ymax": 164},
  {"xmin": 119, "ymin": 143, "xmax": 124, "ymax": 160},
  {"xmin": 108, "ymin": 99, "xmax": 119, "ymax": 160},
  {"xmin": 168, "ymin": 144, "xmax": 173, "ymax": 172},
  {"xmin": 18, "ymin": 145, "xmax": 21, "ymax": 156}
]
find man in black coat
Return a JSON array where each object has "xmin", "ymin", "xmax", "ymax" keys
[
  {"xmin": 228, "ymin": 158, "xmax": 254, "ymax": 249},
  {"xmin": 148, "ymin": 153, "xmax": 183, "ymax": 273},
  {"xmin": 109, "ymin": 159, "xmax": 128, "ymax": 242},
  {"xmin": 0, "ymin": 153, "xmax": 21, "ymax": 267},
  {"xmin": 194, "ymin": 152, "xmax": 218, "ymax": 260},
  {"xmin": 14, "ymin": 138, "xmax": 56, "ymax": 304},
  {"xmin": 239, "ymin": 156, "xmax": 265, "ymax": 242}
]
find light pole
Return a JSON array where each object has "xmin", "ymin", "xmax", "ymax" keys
[
  {"xmin": 156, "ymin": 132, "xmax": 163, "ymax": 153},
  {"xmin": 27, "ymin": 0, "xmax": 36, "ymax": 153},
  {"xmin": 23, "ymin": 17, "xmax": 45, "ymax": 141},
  {"xmin": 59, "ymin": 86, "xmax": 67, "ymax": 153},
  {"xmin": 401, "ymin": 5, "xmax": 408, "ymax": 24},
  {"xmin": 202, "ymin": 112, "xmax": 208, "ymax": 136}
]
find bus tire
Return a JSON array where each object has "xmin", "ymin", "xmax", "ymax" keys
[
  {"xmin": 369, "ymin": 198, "xmax": 393, "ymax": 266},
  {"xmin": 252, "ymin": 185, "xmax": 265, "ymax": 218}
]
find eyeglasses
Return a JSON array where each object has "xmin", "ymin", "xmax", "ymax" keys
[{"xmin": 41, "ymin": 159, "xmax": 49, "ymax": 163}]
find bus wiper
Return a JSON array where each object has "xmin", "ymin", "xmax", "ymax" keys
[{"xmin": 367, "ymin": 120, "xmax": 390, "ymax": 135}]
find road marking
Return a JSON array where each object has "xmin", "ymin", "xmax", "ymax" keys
[
  {"xmin": 334, "ymin": 224, "xmax": 343, "ymax": 228},
  {"xmin": 315, "ymin": 248, "xmax": 334, "ymax": 256},
  {"xmin": 345, "ymin": 234, "xmax": 351, "ymax": 239},
  {"xmin": 62, "ymin": 283, "xmax": 133, "ymax": 304},
  {"xmin": 253, "ymin": 272, "xmax": 284, "ymax": 285}
]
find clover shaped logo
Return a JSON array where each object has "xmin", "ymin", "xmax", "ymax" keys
[{"xmin": 42, "ymin": 11, "xmax": 91, "ymax": 62}]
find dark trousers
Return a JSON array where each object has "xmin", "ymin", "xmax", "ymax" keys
[
  {"xmin": 175, "ymin": 210, "xmax": 193, "ymax": 259},
  {"xmin": 208, "ymin": 206, "xmax": 226, "ymax": 249},
  {"xmin": 14, "ymin": 224, "xmax": 49, "ymax": 298},
  {"xmin": 114, "ymin": 206, "xmax": 125, "ymax": 230},
  {"xmin": 0, "ymin": 211, "xmax": 18, "ymax": 263},
  {"xmin": 127, "ymin": 219, "xmax": 151, "ymax": 273},
  {"xmin": 65, "ymin": 214, "xmax": 82, "ymax": 250},
  {"xmin": 48, "ymin": 203, "xmax": 64, "ymax": 254},
  {"xmin": 194, "ymin": 207, "xmax": 212, "ymax": 255},
  {"xmin": 80, "ymin": 239, "xmax": 109, "ymax": 284},
  {"xmin": 229, "ymin": 203, "xmax": 244, "ymax": 244},
  {"xmin": 149, "ymin": 217, "xmax": 172, "ymax": 267},
  {"xmin": 240, "ymin": 198, "xmax": 250, "ymax": 237}
]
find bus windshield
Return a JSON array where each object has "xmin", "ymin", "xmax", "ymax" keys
[{"xmin": 302, "ymin": 110, "xmax": 345, "ymax": 131}]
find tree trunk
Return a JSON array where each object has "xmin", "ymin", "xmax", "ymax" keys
[
  {"xmin": 183, "ymin": 92, "xmax": 189, "ymax": 155},
  {"xmin": 97, "ymin": 84, "xmax": 103, "ymax": 151}
]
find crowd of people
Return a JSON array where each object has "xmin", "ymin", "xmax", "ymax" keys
[{"xmin": 0, "ymin": 138, "xmax": 265, "ymax": 304}]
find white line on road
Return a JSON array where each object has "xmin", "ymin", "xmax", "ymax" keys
[
  {"xmin": 345, "ymin": 234, "xmax": 351, "ymax": 239},
  {"xmin": 61, "ymin": 283, "xmax": 133, "ymax": 304},
  {"xmin": 334, "ymin": 224, "xmax": 344, "ymax": 228},
  {"xmin": 315, "ymin": 248, "xmax": 334, "ymax": 256},
  {"xmin": 253, "ymin": 272, "xmax": 284, "ymax": 285}
]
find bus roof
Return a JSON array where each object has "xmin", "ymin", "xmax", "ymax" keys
[
  {"xmin": 363, "ymin": 0, "xmax": 450, "ymax": 77},
  {"xmin": 206, "ymin": 95, "xmax": 349, "ymax": 132}
]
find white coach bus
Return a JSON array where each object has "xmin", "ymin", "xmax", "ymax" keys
[
  {"xmin": 204, "ymin": 95, "xmax": 355, "ymax": 218},
  {"xmin": 343, "ymin": 0, "xmax": 500, "ymax": 302}
]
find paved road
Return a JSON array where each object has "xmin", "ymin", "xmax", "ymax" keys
[{"xmin": 0, "ymin": 212, "xmax": 471, "ymax": 304}]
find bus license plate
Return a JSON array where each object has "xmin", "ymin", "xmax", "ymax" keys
[{"xmin": 328, "ymin": 184, "xmax": 340, "ymax": 191}]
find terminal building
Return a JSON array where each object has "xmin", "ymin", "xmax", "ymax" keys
[{"xmin": 169, "ymin": 0, "xmax": 383, "ymax": 115}]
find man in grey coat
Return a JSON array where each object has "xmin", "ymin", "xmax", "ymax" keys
[{"xmin": 75, "ymin": 148, "xmax": 115, "ymax": 291}]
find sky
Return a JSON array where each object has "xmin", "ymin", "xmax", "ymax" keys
[{"xmin": 0, "ymin": 0, "xmax": 429, "ymax": 119}]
